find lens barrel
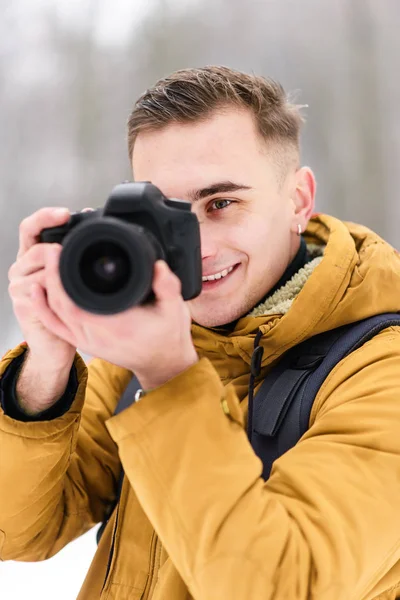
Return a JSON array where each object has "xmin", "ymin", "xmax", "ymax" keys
[{"xmin": 59, "ymin": 217, "xmax": 160, "ymax": 314}]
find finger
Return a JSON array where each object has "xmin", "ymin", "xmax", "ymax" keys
[
  {"xmin": 153, "ymin": 260, "xmax": 182, "ymax": 302},
  {"xmin": 8, "ymin": 269, "xmax": 46, "ymax": 300},
  {"xmin": 44, "ymin": 244, "xmax": 86, "ymax": 321},
  {"xmin": 18, "ymin": 207, "xmax": 70, "ymax": 259},
  {"xmin": 8, "ymin": 243, "xmax": 52, "ymax": 281},
  {"xmin": 30, "ymin": 283, "xmax": 76, "ymax": 345}
]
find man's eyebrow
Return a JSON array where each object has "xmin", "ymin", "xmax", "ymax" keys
[{"xmin": 188, "ymin": 181, "xmax": 253, "ymax": 202}]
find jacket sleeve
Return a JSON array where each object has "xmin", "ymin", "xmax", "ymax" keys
[
  {"xmin": 105, "ymin": 327, "xmax": 400, "ymax": 600},
  {"xmin": 0, "ymin": 343, "xmax": 131, "ymax": 562},
  {"xmin": 0, "ymin": 348, "xmax": 78, "ymax": 421}
]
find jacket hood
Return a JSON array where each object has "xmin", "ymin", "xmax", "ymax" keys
[{"xmin": 191, "ymin": 214, "xmax": 400, "ymax": 386}]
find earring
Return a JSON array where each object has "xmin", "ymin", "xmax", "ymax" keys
[{"xmin": 297, "ymin": 224, "xmax": 302, "ymax": 236}]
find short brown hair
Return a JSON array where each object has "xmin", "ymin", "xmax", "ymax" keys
[{"xmin": 127, "ymin": 65, "xmax": 305, "ymax": 167}]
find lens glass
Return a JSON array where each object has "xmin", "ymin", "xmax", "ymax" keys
[{"xmin": 79, "ymin": 241, "xmax": 131, "ymax": 294}]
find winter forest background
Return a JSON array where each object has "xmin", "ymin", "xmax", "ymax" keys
[{"xmin": 1, "ymin": 1, "xmax": 399, "ymax": 598}]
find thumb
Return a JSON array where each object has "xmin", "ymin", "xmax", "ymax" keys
[{"xmin": 153, "ymin": 260, "xmax": 182, "ymax": 301}]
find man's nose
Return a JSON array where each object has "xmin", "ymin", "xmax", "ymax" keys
[{"xmin": 199, "ymin": 223, "xmax": 219, "ymax": 260}]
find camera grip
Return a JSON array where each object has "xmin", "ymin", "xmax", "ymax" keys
[{"xmin": 39, "ymin": 224, "xmax": 68, "ymax": 244}]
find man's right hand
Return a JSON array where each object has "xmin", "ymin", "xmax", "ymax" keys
[{"xmin": 7, "ymin": 207, "xmax": 78, "ymax": 415}]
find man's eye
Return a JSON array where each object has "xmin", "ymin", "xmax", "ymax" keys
[{"xmin": 210, "ymin": 198, "xmax": 232, "ymax": 211}]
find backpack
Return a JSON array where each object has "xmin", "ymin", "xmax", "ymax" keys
[{"xmin": 96, "ymin": 312, "xmax": 400, "ymax": 545}]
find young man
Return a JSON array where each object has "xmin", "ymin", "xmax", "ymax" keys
[{"xmin": 2, "ymin": 66, "xmax": 400, "ymax": 600}]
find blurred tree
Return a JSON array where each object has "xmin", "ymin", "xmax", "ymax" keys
[{"xmin": 343, "ymin": 0, "xmax": 386, "ymax": 235}]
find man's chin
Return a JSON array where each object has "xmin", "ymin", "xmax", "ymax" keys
[{"xmin": 189, "ymin": 306, "xmax": 244, "ymax": 329}]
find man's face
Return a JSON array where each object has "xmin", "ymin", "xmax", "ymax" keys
[{"xmin": 132, "ymin": 108, "xmax": 307, "ymax": 327}]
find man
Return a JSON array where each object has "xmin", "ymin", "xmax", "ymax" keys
[{"xmin": 1, "ymin": 66, "xmax": 400, "ymax": 600}]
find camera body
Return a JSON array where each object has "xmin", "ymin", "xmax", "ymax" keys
[{"xmin": 40, "ymin": 182, "xmax": 202, "ymax": 314}]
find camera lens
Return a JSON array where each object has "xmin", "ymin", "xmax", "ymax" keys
[
  {"xmin": 59, "ymin": 217, "xmax": 159, "ymax": 313},
  {"xmin": 79, "ymin": 241, "xmax": 131, "ymax": 294}
]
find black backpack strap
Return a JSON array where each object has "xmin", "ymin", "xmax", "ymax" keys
[
  {"xmin": 96, "ymin": 375, "xmax": 141, "ymax": 544},
  {"xmin": 251, "ymin": 313, "xmax": 400, "ymax": 480}
]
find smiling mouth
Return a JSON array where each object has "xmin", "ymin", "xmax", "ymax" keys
[{"xmin": 201, "ymin": 263, "xmax": 240, "ymax": 289}]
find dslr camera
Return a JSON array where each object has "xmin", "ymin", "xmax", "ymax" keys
[{"xmin": 39, "ymin": 182, "xmax": 202, "ymax": 314}]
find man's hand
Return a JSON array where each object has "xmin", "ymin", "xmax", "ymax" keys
[
  {"xmin": 8, "ymin": 208, "xmax": 77, "ymax": 370},
  {"xmin": 31, "ymin": 243, "xmax": 198, "ymax": 390}
]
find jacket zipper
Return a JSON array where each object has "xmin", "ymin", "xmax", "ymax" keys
[
  {"xmin": 101, "ymin": 476, "xmax": 126, "ymax": 594},
  {"xmin": 101, "ymin": 503, "xmax": 120, "ymax": 594},
  {"xmin": 142, "ymin": 532, "xmax": 160, "ymax": 600}
]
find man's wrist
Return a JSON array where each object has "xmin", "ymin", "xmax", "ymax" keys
[{"xmin": 135, "ymin": 352, "xmax": 199, "ymax": 392}]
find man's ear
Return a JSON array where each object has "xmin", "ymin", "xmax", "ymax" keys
[{"xmin": 290, "ymin": 166, "xmax": 316, "ymax": 234}]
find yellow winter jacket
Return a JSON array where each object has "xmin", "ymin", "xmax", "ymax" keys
[{"xmin": 1, "ymin": 214, "xmax": 400, "ymax": 600}]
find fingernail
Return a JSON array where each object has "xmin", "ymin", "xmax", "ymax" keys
[{"xmin": 54, "ymin": 208, "xmax": 69, "ymax": 218}]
